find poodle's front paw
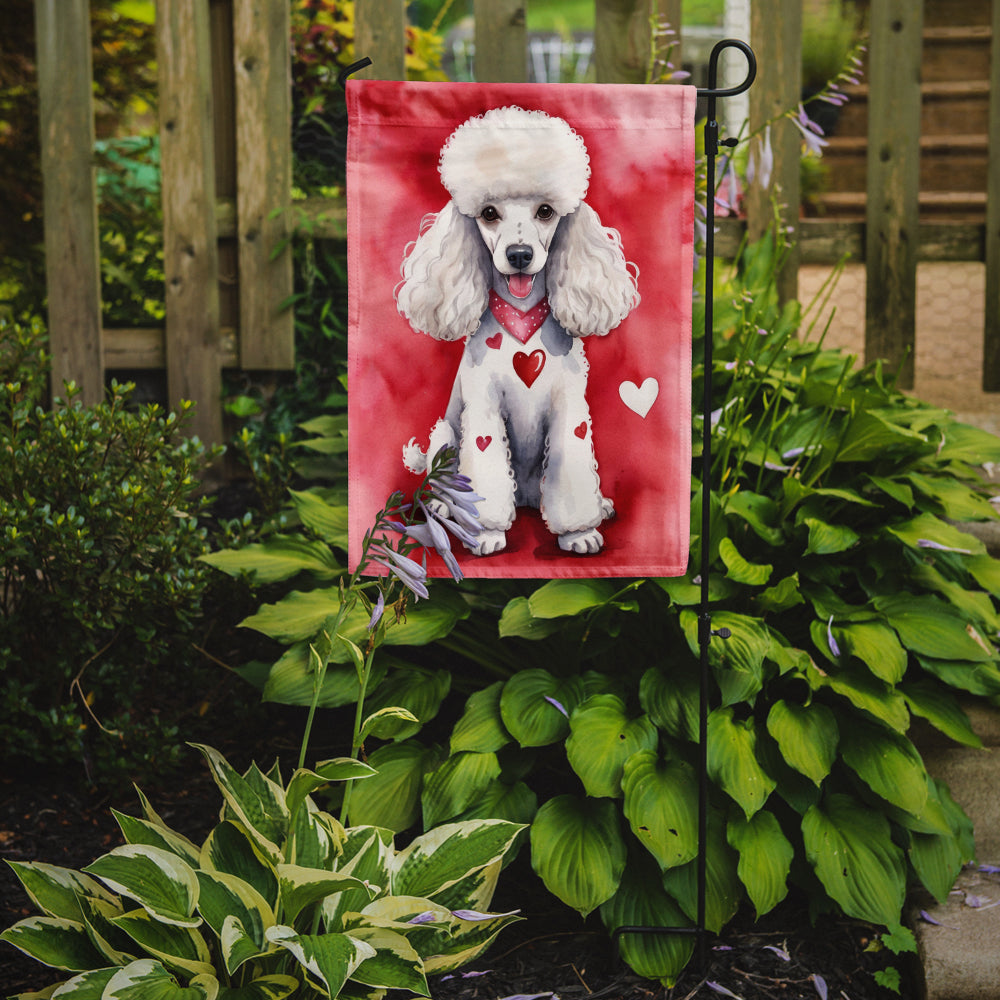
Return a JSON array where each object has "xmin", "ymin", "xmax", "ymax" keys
[
  {"xmin": 469, "ymin": 529, "xmax": 507, "ymax": 556},
  {"xmin": 558, "ymin": 527, "xmax": 604, "ymax": 554},
  {"xmin": 600, "ymin": 496, "xmax": 615, "ymax": 521}
]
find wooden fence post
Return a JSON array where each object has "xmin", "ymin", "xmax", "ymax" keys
[
  {"xmin": 475, "ymin": 0, "xmax": 527, "ymax": 82},
  {"xmin": 157, "ymin": 0, "xmax": 223, "ymax": 445},
  {"xmin": 983, "ymin": 0, "xmax": 1000, "ymax": 390},
  {"xmin": 355, "ymin": 0, "xmax": 406, "ymax": 80},
  {"xmin": 34, "ymin": 0, "xmax": 104, "ymax": 405},
  {"xmin": 233, "ymin": 0, "xmax": 294, "ymax": 370},
  {"xmin": 594, "ymin": 0, "xmax": 652, "ymax": 84},
  {"xmin": 864, "ymin": 0, "xmax": 923, "ymax": 389},
  {"xmin": 746, "ymin": 0, "xmax": 801, "ymax": 305}
]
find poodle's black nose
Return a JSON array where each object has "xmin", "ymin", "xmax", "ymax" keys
[{"xmin": 506, "ymin": 244, "xmax": 533, "ymax": 270}]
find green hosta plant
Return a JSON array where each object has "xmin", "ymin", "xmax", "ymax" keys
[
  {"xmin": 341, "ymin": 234, "xmax": 999, "ymax": 985},
  {"xmin": 1, "ymin": 744, "xmax": 523, "ymax": 999}
]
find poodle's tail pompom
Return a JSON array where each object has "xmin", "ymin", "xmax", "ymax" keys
[{"xmin": 403, "ymin": 437, "xmax": 430, "ymax": 475}]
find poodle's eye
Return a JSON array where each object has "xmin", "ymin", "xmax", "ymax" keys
[
  {"xmin": 536, "ymin": 204, "xmax": 555, "ymax": 220},
  {"xmin": 481, "ymin": 206, "xmax": 500, "ymax": 222}
]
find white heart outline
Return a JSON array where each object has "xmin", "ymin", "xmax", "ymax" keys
[{"xmin": 618, "ymin": 377, "xmax": 659, "ymax": 418}]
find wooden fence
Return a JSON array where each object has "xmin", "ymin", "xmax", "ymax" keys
[{"xmin": 33, "ymin": 0, "xmax": 1000, "ymax": 444}]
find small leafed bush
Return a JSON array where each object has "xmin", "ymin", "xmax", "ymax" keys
[
  {"xmin": 1, "ymin": 743, "xmax": 524, "ymax": 998},
  {"xmin": 0, "ymin": 317, "xmax": 218, "ymax": 782}
]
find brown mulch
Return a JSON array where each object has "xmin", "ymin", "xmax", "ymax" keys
[{"xmin": 1, "ymin": 742, "xmax": 914, "ymax": 1000}]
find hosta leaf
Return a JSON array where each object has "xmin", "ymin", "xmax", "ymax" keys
[
  {"xmin": 103, "ymin": 959, "xmax": 218, "ymax": 1000},
  {"xmin": 755, "ymin": 573, "xmax": 804, "ymax": 614},
  {"xmin": 935, "ymin": 421, "xmax": 1000, "ymax": 464},
  {"xmin": 910, "ymin": 562, "xmax": 1000, "ymax": 632},
  {"xmin": 718, "ymin": 537, "xmax": 772, "ymax": 585},
  {"xmin": 288, "ymin": 488, "xmax": 349, "ymax": 546},
  {"xmin": 453, "ymin": 779, "xmax": 538, "ymax": 827},
  {"xmin": 216, "ymin": 975, "xmax": 299, "ymax": 1000},
  {"xmin": 707, "ymin": 708, "xmax": 776, "ymax": 818},
  {"xmin": 526, "ymin": 579, "xmax": 618, "ymax": 618},
  {"xmin": 322, "ymin": 829, "xmax": 393, "ymax": 931},
  {"xmin": 833, "ymin": 621, "xmax": 907, "ymax": 684},
  {"xmin": 265, "ymin": 926, "xmax": 375, "ymax": 997},
  {"xmin": 885, "ymin": 512, "xmax": 985, "ymax": 556},
  {"xmin": 727, "ymin": 811, "xmax": 793, "ymax": 917},
  {"xmin": 276, "ymin": 865, "xmax": 374, "ymax": 925},
  {"xmin": 195, "ymin": 871, "xmax": 273, "ymax": 973},
  {"xmin": 423, "ymin": 906, "xmax": 522, "ymax": 974},
  {"xmin": 497, "ymin": 597, "xmax": 564, "ymax": 639},
  {"xmin": 46, "ymin": 966, "xmax": 118, "ymax": 998},
  {"xmin": 499, "ymin": 670, "xmax": 585, "ymax": 747},
  {"xmin": 901, "ymin": 680, "xmax": 982, "ymax": 748},
  {"xmin": 450, "ymin": 682, "xmax": 511, "ymax": 754},
  {"xmin": 875, "ymin": 594, "xmax": 996, "ymax": 662},
  {"xmin": 916, "ymin": 655, "xmax": 1000, "ymax": 697},
  {"xmin": 111, "ymin": 909, "xmax": 214, "ymax": 978},
  {"xmin": 260, "ymin": 643, "xmax": 387, "ymax": 709},
  {"xmin": 835, "ymin": 410, "xmax": 927, "ymax": 463},
  {"xmin": 346, "ymin": 740, "xmax": 442, "ymax": 832},
  {"xmin": 5, "ymin": 862, "xmax": 118, "ymax": 923},
  {"xmin": 660, "ymin": 810, "xmax": 741, "ymax": 933},
  {"xmin": 76, "ymin": 895, "xmax": 135, "ymax": 966},
  {"xmin": 680, "ymin": 610, "xmax": 770, "ymax": 706},
  {"xmin": 83, "ymin": 846, "xmax": 200, "ymax": 928},
  {"xmin": 639, "ymin": 664, "xmax": 699, "ymax": 743},
  {"xmin": 360, "ymin": 706, "xmax": 421, "ymax": 742},
  {"xmin": 421, "ymin": 751, "xmax": 502, "ymax": 828},
  {"xmin": 191, "ymin": 746, "xmax": 287, "ymax": 862},
  {"xmin": 765, "ymin": 700, "xmax": 838, "ymax": 786},
  {"xmin": 966, "ymin": 553, "xmax": 1000, "ymax": 597},
  {"xmin": 199, "ymin": 822, "xmax": 278, "ymax": 910},
  {"xmin": 621, "ymin": 751, "xmax": 699, "ymax": 870},
  {"xmin": 200, "ymin": 535, "xmax": 341, "ymax": 584},
  {"xmin": 906, "ymin": 472, "xmax": 998, "ymax": 522},
  {"xmin": 112, "ymin": 812, "xmax": 201, "ymax": 868},
  {"xmin": 393, "ymin": 820, "xmax": 524, "ymax": 900},
  {"xmin": 285, "ymin": 759, "xmax": 376, "ymax": 822},
  {"xmin": 724, "ymin": 490, "xmax": 784, "ymax": 545},
  {"xmin": 566, "ymin": 695, "xmax": 658, "ymax": 798},
  {"xmin": 346, "ymin": 926, "xmax": 428, "ymax": 994},
  {"xmin": 529, "ymin": 795, "xmax": 626, "ymax": 917},
  {"xmin": 909, "ymin": 829, "xmax": 965, "ymax": 905},
  {"xmin": 0, "ymin": 916, "xmax": 107, "ymax": 971},
  {"xmin": 802, "ymin": 794, "xmax": 906, "ymax": 926},
  {"xmin": 599, "ymin": 853, "xmax": 694, "ymax": 987},
  {"xmin": 807, "ymin": 660, "xmax": 910, "ymax": 732},
  {"xmin": 838, "ymin": 718, "xmax": 929, "ymax": 816},
  {"xmin": 362, "ymin": 667, "xmax": 451, "ymax": 740},
  {"xmin": 802, "ymin": 517, "xmax": 859, "ymax": 556}
]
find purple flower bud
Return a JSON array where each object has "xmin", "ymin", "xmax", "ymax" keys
[
  {"xmin": 827, "ymin": 616, "xmax": 841, "ymax": 658},
  {"xmin": 544, "ymin": 695, "xmax": 569, "ymax": 718}
]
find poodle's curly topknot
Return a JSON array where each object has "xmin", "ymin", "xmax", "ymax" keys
[{"xmin": 439, "ymin": 106, "xmax": 591, "ymax": 218}]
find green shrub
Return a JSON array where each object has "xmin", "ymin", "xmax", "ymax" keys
[
  {"xmin": 212, "ymin": 232, "xmax": 1000, "ymax": 985},
  {"xmin": 0, "ymin": 317, "xmax": 220, "ymax": 783},
  {"xmin": 1, "ymin": 743, "xmax": 524, "ymax": 998}
]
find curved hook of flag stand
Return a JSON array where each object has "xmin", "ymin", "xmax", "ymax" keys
[
  {"xmin": 340, "ymin": 40, "xmax": 758, "ymax": 975},
  {"xmin": 612, "ymin": 38, "xmax": 756, "ymax": 973}
]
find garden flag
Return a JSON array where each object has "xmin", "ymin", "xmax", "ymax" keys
[{"xmin": 347, "ymin": 80, "xmax": 696, "ymax": 578}]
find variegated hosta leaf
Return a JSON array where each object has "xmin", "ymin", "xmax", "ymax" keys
[
  {"xmin": 450, "ymin": 682, "xmax": 511, "ymax": 754},
  {"xmin": 0, "ymin": 916, "xmax": 107, "ymax": 972},
  {"xmin": 265, "ymin": 926, "xmax": 376, "ymax": 998},
  {"xmin": 421, "ymin": 860, "xmax": 501, "ymax": 916},
  {"xmin": 565, "ymin": 695, "xmax": 658, "ymax": 799},
  {"xmin": 765, "ymin": 700, "xmax": 838, "ymax": 786},
  {"xmin": 191, "ymin": 746, "xmax": 288, "ymax": 863},
  {"xmin": 661, "ymin": 810, "xmax": 742, "ymax": 934},
  {"xmin": 285, "ymin": 760, "xmax": 375, "ymax": 824},
  {"xmin": 802, "ymin": 793, "xmax": 906, "ymax": 926},
  {"xmin": 838, "ymin": 718, "xmax": 929, "ymax": 817},
  {"xmin": 102, "ymin": 958, "xmax": 218, "ymax": 999},
  {"xmin": 421, "ymin": 752, "xmax": 502, "ymax": 829},
  {"xmin": 200, "ymin": 822, "xmax": 278, "ymax": 910},
  {"xmin": 529, "ymin": 795, "xmax": 626, "ymax": 917},
  {"xmin": 727, "ymin": 810, "xmax": 793, "ymax": 917},
  {"xmin": 83, "ymin": 845, "xmax": 200, "ymax": 928},
  {"xmin": 276, "ymin": 864, "xmax": 376, "ymax": 925},
  {"xmin": 288, "ymin": 801, "xmax": 344, "ymax": 870},
  {"xmin": 4, "ymin": 861, "xmax": 118, "ymax": 922},
  {"xmin": 499, "ymin": 669, "xmax": 585, "ymax": 747},
  {"xmin": 621, "ymin": 751, "xmax": 699, "ymax": 871},
  {"xmin": 421, "ymin": 906, "xmax": 523, "ymax": 975},
  {"xmin": 110, "ymin": 908, "xmax": 214, "ymax": 979},
  {"xmin": 706, "ymin": 707, "xmax": 776, "ymax": 819},
  {"xmin": 45, "ymin": 966, "xmax": 118, "ymax": 997},
  {"xmin": 77, "ymin": 894, "xmax": 136, "ymax": 966},
  {"xmin": 323, "ymin": 829, "xmax": 393, "ymax": 931},
  {"xmin": 112, "ymin": 811, "xmax": 202, "ymax": 868},
  {"xmin": 214, "ymin": 974, "xmax": 299, "ymax": 1000},
  {"xmin": 344, "ymin": 926, "xmax": 429, "ymax": 995},
  {"xmin": 391, "ymin": 820, "xmax": 524, "ymax": 901},
  {"xmin": 599, "ymin": 854, "xmax": 694, "ymax": 987},
  {"xmin": 195, "ymin": 871, "xmax": 274, "ymax": 974}
]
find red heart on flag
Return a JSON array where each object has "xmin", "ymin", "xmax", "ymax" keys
[
  {"xmin": 476, "ymin": 435, "xmax": 492, "ymax": 451},
  {"xmin": 574, "ymin": 422, "xmax": 587, "ymax": 439},
  {"xmin": 513, "ymin": 350, "xmax": 545, "ymax": 388},
  {"xmin": 486, "ymin": 333, "xmax": 502, "ymax": 350}
]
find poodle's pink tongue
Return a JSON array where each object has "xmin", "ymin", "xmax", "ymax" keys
[{"xmin": 508, "ymin": 273, "xmax": 534, "ymax": 299}]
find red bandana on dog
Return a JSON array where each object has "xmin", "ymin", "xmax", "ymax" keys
[
  {"xmin": 488, "ymin": 290, "xmax": 551, "ymax": 345},
  {"xmin": 347, "ymin": 81, "xmax": 696, "ymax": 579}
]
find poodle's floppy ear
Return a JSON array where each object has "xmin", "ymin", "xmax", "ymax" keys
[
  {"xmin": 395, "ymin": 201, "xmax": 491, "ymax": 341},
  {"xmin": 547, "ymin": 202, "xmax": 640, "ymax": 337}
]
